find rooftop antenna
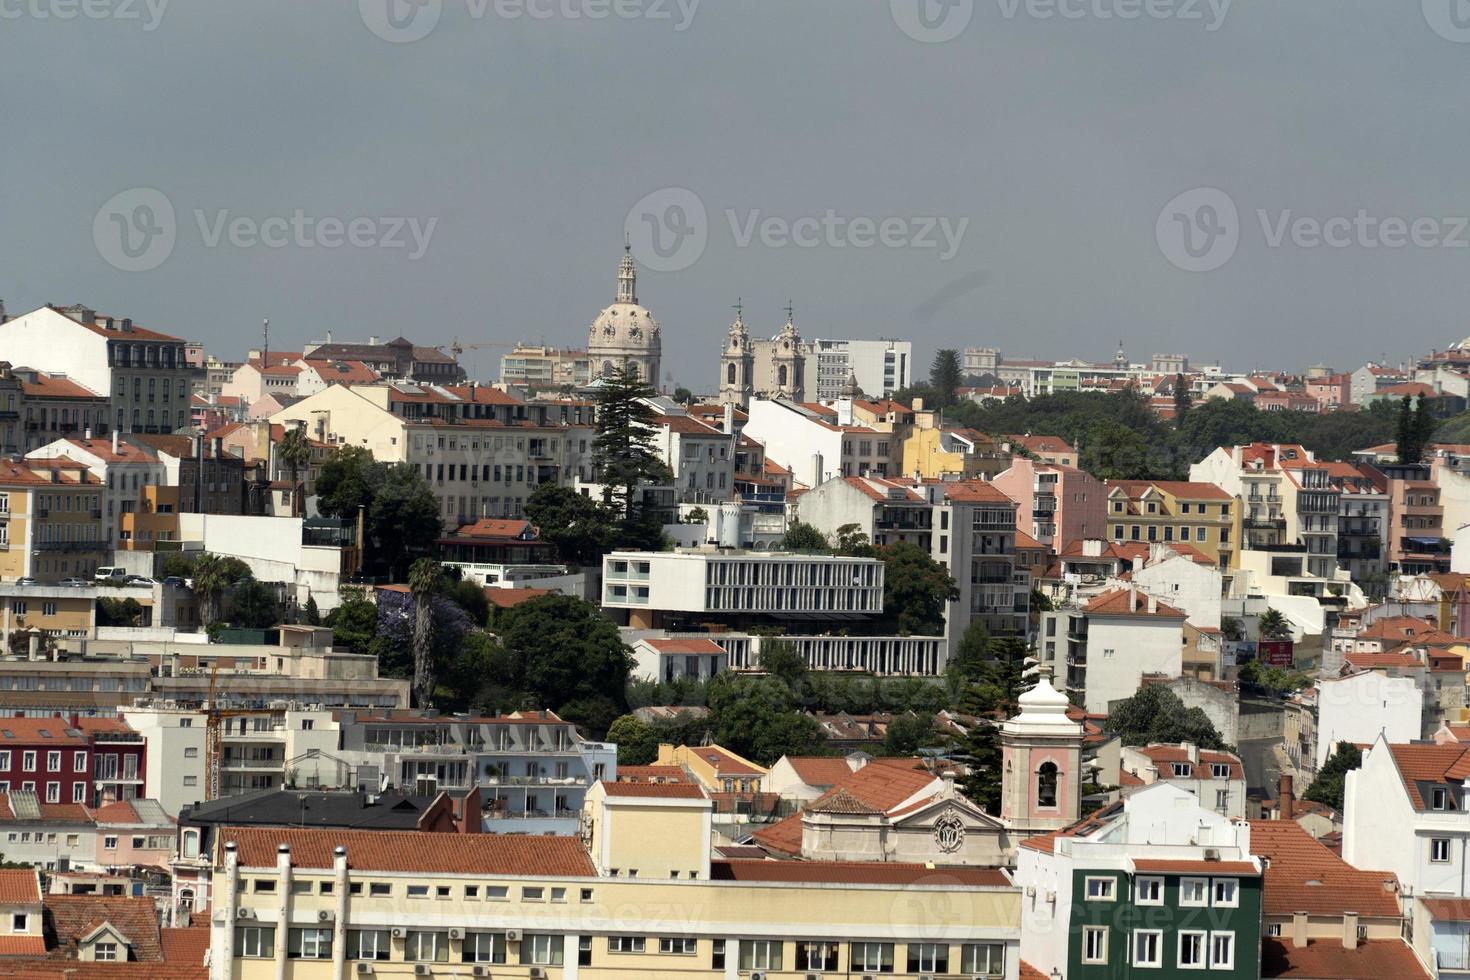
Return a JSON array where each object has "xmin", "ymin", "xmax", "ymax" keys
[{"xmin": 262, "ymin": 318, "xmax": 270, "ymax": 368}]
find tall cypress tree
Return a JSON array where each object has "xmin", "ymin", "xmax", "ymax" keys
[
  {"xmin": 1173, "ymin": 372, "xmax": 1191, "ymax": 428},
  {"xmin": 593, "ymin": 366, "xmax": 668, "ymax": 518},
  {"xmin": 1396, "ymin": 395, "xmax": 1419, "ymax": 464}
]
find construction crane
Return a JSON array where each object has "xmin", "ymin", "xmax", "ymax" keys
[
  {"xmin": 448, "ymin": 339, "xmax": 519, "ymax": 360},
  {"xmin": 203, "ymin": 662, "xmax": 257, "ymax": 802}
]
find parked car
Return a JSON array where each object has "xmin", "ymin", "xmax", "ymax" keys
[
  {"xmin": 58, "ymin": 578, "xmax": 89, "ymax": 587},
  {"xmin": 123, "ymin": 575, "xmax": 154, "ymax": 587},
  {"xmin": 94, "ymin": 567, "xmax": 128, "ymax": 582},
  {"xmin": 15, "ymin": 577, "xmax": 36, "ymax": 586},
  {"xmin": 162, "ymin": 576, "xmax": 185, "ymax": 588}
]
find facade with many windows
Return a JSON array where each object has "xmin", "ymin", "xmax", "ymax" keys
[
  {"xmin": 207, "ymin": 780, "xmax": 1020, "ymax": 980},
  {"xmin": 1105, "ymin": 480, "xmax": 1237, "ymax": 569},
  {"xmin": 1015, "ymin": 782, "xmax": 1262, "ymax": 980}
]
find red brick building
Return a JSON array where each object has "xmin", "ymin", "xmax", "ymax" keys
[{"xmin": 0, "ymin": 718, "xmax": 145, "ymax": 806}]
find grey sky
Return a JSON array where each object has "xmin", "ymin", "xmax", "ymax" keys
[{"xmin": 2, "ymin": 0, "xmax": 1468, "ymax": 390}]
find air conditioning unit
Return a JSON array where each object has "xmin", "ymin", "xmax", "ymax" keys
[
  {"xmin": 751, "ymin": 973, "xmax": 766, "ymax": 980},
  {"xmin": 235, "ymin": 907, "xmax": 254, "ymax": 919},
  {"xmin": 529, "ymin": 970, "xmax": 546, "ymax": 980},
  {"xmin": 448, "ymin": 928, "xmax": 463, "ymax": 940},
  {"xmin": 471, "ymin": 968, "xmax": 489, "ymax": 978},
  {"xmin": 317, "ymin": 910, "xmax": 334, "ymax": 923},
  {"xmin": 1204, "ymin": 848, "xmax": 1221, "ymax": 861},
  {"xmin": 391, "ymin": 927, "xmax": 408, "ymax": 939},
  {"xmin": 414, "ymin": 965, "xmax": 432, "ymax": 976},
  {"xmin": 505, "ymin": 930, "xmax": 521, "ymax": 942},
  {"xmin": 355, "ymin": 964, "xmax": 373, "ymax": 975}
]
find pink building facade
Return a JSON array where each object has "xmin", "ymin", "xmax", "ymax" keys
[{"xmin": 992, "ymin": 457, "xmax": 1107, "ymax": 551}]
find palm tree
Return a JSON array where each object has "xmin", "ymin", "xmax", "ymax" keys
[
  {"xmin": 276, "ymin": 426, "xmax": 312, "ymax": 518},
  {"xmin": 408, "ymin": 558, "xmax": 441, "ymax": 708},
  {"xmin": 1257, "ymin": 607, "xmax": 1291, "ymax": 641},
  {"xmin": 192, "ymin": 553, "xmax": 250, "ymax": 626}
]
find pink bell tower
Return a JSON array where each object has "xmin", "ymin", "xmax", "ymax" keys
[{"xmin": 999, "ymin": 675, "xmax": 1084, "ymax": 832}]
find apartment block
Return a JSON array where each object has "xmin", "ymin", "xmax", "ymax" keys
[
  {"xmin": 992, "ymin": 456, "xmax": 1107, "ymax": 550},
  {"xmin": 1105, "ymin": 480, "xmax": 1237, "ymax": 569}
]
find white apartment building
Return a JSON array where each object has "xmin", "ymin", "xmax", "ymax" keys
[
  {"xmin": 1315, "ymin": 671, "xmax": 1423, "ymax": 769},
  {"xmin": 0, "ymin": 305, "xmax": 193, "ymax": 436},
  {"xmin": 647, "ymin": 404, "xmax": 736, "ymax": 505},
  {"xmin": 1042, "ymin": 586, "xmax": 1187, "ymax": 713},
  {"xmin": 1120, "ymin": 743, "xmax": 1248, "ymax": 818},
  {"xmin": 1345, "ymin": 736, "xmax": 1470, "ymax": 902},
  {"xmin": 26, "ymin": 435, "xmax": 164, "ymax": 546},
  {"xmin": 601, "ymin": 549, "xmax": 884, "ymax": 628},
  {"xmin": 271, "ymin": 383, "xmax": 598, "ymax": 524},
  {"xmin": 742, "ymin": 398, "xmax": 896, "ymax": 487},
  {"xmin": 806, "ymin": 338, "xmax": 912, "ymax": 400}
]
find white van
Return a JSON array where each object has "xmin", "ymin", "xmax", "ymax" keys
[{"xmin": 94, "ymin": 567, "xmax": 128, "ymax": 582}]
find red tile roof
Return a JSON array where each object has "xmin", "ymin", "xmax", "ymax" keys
[
  {"xmin": 0, "ymin": 871, "xmax": 39, "ymax": 905},
  {"xmin": 1249, "ymin": 821, "xmax": 1399, "ymax": 918},
  {"xmin": 1107, "ymin": 479, "xmax": 1232, "ymax": 500},
  {"xmin": 1343, "ymin": 652, "xmax": 1423, "ymax": 670},
  {"xmin": 1260, "ymin": 938, "xmax": 1429, "ymax": 979},
  {"xmin": 685, "ymin": 745, "xmax": 763, "ymax": 776},
  {"xmin": 752, "ymin": 759, "xmax": 939, "ymax": 856},
  {"xmin": 1129, "ymin": 745, "xmax": 1245, "ymax": 782},
  {"xmin": 1383, "ymin": 743, "xmax": 1470, "ymax": 810},
  {"xmin": 782, "ymin": 756, "xmax": 857, "ymax": 788},
  {"xmin": 223, "ymin": 826, "xmax": 597, "ymax": 877},
  {"xmin": 1423, "ymin": 897, "xmax": 1470, "ymax": 922},
  {"xmin": 613, "ymin": 765, "xmax": 688, "ymax": 784},
  {"xmin": 46, "ymin": 305, "xmax": 180, "ymax": 342},
  {"xmin": 710, "ymin": 860, "xmax": 1006, "ymax": 886},
  {"xmin": 159, "ymin": 927, "xmax": 210, "ymax": 966},
  {"xmin": 0, "ymin": 937, "xmax": 46, "ymax": 956},
  {"xmin": 942, "ymin": 480, "xmax": 1014, "ymax": 504},
  {"xmin": 482, "ymin": 587, "xmax": 552, "ymax": 609},
  {"xmin": 1084, "ymin": 588, "xmax": 1187, "ymax": 619},
  {"xmin": 18, "ymin": 374, "xmax": 103, "ymax": 401},
  {"xmin": 0, "ymin": 721, "xmax": 88, "ymax": 746},
  {"xmin": 597, "ymin": 782, "xmax": 706, "ymax": 800},
  {"xmin": 46, "ymin": 895, "xmax": 164, "ymax": 961}
]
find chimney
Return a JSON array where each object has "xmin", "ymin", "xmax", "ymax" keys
[
  {"xmin": 26, "ymin": 631, "xmax": 39, "ymax": 662},
  {"xmin": 1186, "ymin": 742, "xmax": 1199, "ymax": 764},
  {"xmin": 1279, "ymin": 773, "xmax": 1295, "ymax": 821},
  {"xmin": 83, "ymin": 427, "xmax": 92, "ymax": 441},
  {"xmin": 723, "ymin": 402, "xmax": 734, "ymax": 435},
  {"xmin": 1342, "ymin": 911, "xmax": 1359, "ymax": 950},
  {"xmin": 111, "ymin": 430, "xmax": 120, "ymax": 456},
  {"xmin": 120, "ymin": 318, "xmax": 132, "ymax": 332},
  {"xmin": 1292, "ymin": 911, "xmax": 1309, "ymax": 949},
  {"xmin": 1146, "ymin": 592, "xmax": 1158, "ymax": 615}
]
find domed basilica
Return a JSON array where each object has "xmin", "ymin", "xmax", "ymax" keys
[{"xmin": 588, "ymin": 245, "xmax": 661, "ymax": 387}]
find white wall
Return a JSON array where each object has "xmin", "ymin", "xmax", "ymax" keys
[
  {"xmin": 119, "ymin": 708, "xmax": 208, "ymax": 816},
  {"xmin": 1085, "ymin": 616, "xmax": 1183, "ymax": 713},
  {"xmin": 1343, "ymin": 741, "xmax": 1425, "ymax": 898},
  {"xmin": 1130, "ymin": 555, "xmax": 1223, "ymax": 630},
  {"xmin": 742, "ymin": 400, "xmax": 842, "ymax": 487},
  {"xmin": 1316, "ymin": 673, "xmax": 1423, "ymax": 769}
]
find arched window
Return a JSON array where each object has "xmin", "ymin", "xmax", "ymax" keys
[
  {"xmin": 601, "ymin": 360, "xmax": 613, "ymax": 376},
  {"xmin": 778, "ymin": 365, "xmax": 788, "ymax": 387},
  {"xmin": 1037, "ymin": 762, "xmax": 1059, "ymax": 808},
  {"xmin": 727, "ymin": 363, "xmax": 736, "ymax": 385}
]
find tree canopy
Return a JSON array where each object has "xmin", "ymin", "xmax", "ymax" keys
[
  {"xmin": 315, "ymin": 447, "xmax": 442, "ymax": 577},
  {"xmin": 1104, "ymin": 685, "xmax": 1230, "ymax": 750},
  {"xmin": 593, "ymin": 366, "xmax": 669, "ymax": 517},
  {"xmin": 1303, "ymin": 741, "xmax": 1362, "ymax": 812},
  {"xmin": 873, "ymin": 541, "xmax": 958, "ymax": 636}
]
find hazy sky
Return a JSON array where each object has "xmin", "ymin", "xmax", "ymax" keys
[{"xmin": 3, "ymin": 0, "xmax": 1469, "ymax": 391}]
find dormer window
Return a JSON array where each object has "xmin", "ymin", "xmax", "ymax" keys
[
  {"xmin": 1433, "ymin": 787, "xmax": 1455, "ymax": 811},
  {"xmin": 1211, "ymin": 764, "xmax": 1231, "ymax": 779},
  {"xmin": 1173, "ymin": 763, "xmax": 1192, "ymax": 777}
]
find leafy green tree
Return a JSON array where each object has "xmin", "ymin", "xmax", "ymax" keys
[
  {"xmin": 408, "ymin": 558, "xmax": 442, "ymax": 707},
  {"xmin": 672, "ymin": 386, "xmax": 693, "ymax": 405},
  {"xmin": 1173, "ymin": 373, "xmax": 1191, "ymax": 427},
  {"xmin": 929, "ymin": 349, "xmax": 963, "ymax": 409},
  {"xmin": 707, "ymin": 675, "xmax": 824, "ymax": 765},
  {"xmin": 1303, "ymin": 742, "xmax": 1363, "ymax": 812},
  {"xmin": 371, "ymin": 464, "xmax": 444, "ymax": 578},
  {"xmin": 191, "ymin": 553, "xmax": 253, "ymax": 625},
  {"xmin": 327, "ymin": 588, "xmax": 378, "ymax": 651},
  {"xmin": 496, "ymin": 594, "xmax": 634, "ymax": 717},
  {"xmin": 947, "ymin": 619, "xmax": 992, "ymax": 686},
  {"xmin": 303, "ymin": 594, "xmax": 321, "ymax": 626},
  {"xmin": 593, "ymin": 366, "xmax": 668, "ymax": 518},
  {"xmin": 883, "ymin": 712, "xmax": 940, "ymax": 756},
  {"xmin": 606, "ymin": 715, "xmax": 659, "ymax": 766},
  {"xmin": 1257, "ymin": 608, "xmax": 1291, "ymax": 640},
  {"xmin": 1237, "ymin": 659, "xmax": 1313, "ymax": 697},
  {"xmin": 1398, "ymin": 395, "xmax": 1423, "ymax": 464},
  {"xmin": 833, "ymin": 523, "xmax": 876, "ymax": 557},
  {"xmin": 525, "ymin": 483, "xmax": 618, "ymax": 566},
  {"xmin": 161, "ymin": 552, "xmax": 197, "ymax": 580},
  {"xmin": 316, "ymin": 445, "xmax": 380, "ymax": 520},
  {"xmin": 97, "ymin": 597, "xmax": 143, "ymax": 627},
  {"xmin": 759, "ymin": 640, "xmax": 809, "ymax": 692},
  {"xmin": 875, "ymin": 541, "xmax": 958, "ymax": 636},
  {"xmin": 442, "ymin": 577, "xmax": 489, "ymax": 626},
  {"xmin": 780, "ymin": 522, "xmax": 829, "ymax": 552},
  {"xmin": 228, "ymin": 580, "xmax": 282, "ymax": 629},
  {"xmin": 684, "ymin": 506, "xmax": 708, "ymax": 525},
  {"xmin": 954, "ymin": 720, "xmax": 1002, "ymax": 813},
  {"xmin": 1105, "ymin": 686, "xmax": 1230, "ymax": 750}
]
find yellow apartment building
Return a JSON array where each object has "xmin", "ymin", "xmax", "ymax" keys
[
  {"xmin": 0, "ymin": 460, "xmax": 106, "ymax": 582},
  {"xmin": 120, "ymin": 484, "xmax": 181, "ymax": 551},
  {"xmin": 654, "ymin": 743, "xmax": 766, "ymax": 795},
  {"xmin": 207, "ymin": 780, "xmax": 1021, "ymax": 980},
  {"xmin": 1105, "ymin": 479, "xmax": 1238, "ymax": 569}
]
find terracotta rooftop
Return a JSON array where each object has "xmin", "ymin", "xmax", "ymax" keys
[
  {"xmin": 1131, "ymin": 858, "xmax": 1258, "ymax": 875},
  {"xmin": 482, "ymin": 587, "xmax": 552, "ymax": 610},
  {"xmin": 1423, "ymin": 897, "xmax": 1470, "ymax": 922},
  {"xmin": 613, "ymin": 765, "xmax": 688, "ymax": 784},
  {"xmin": 1083, "ymin": 588, "xmax": 1187, "ymax": 619},
  {"xmin": 639, "ymin": 637, "xmax": 726, "ymax": 655},
  {"xmin": 782, "ymin": 756, "xmax": 857, "ymax": 788},
  {"xmin": 709, "ymin": 860, "xmax": 1007, "ymax": 887},
  {"xmin": 1106, "ymin": 479, "xmax": 1232, "ymax": 501},
  {"xmin": 1383, "ymin": 742, "xmax": 1470, "ymax": 810},
  {"xmin": 0, "ymin": 871, "xmax": 39, "ymax": 906},
  {"xmin": 1260, "ymin": 938, "xmax": 1429, "ymax": 979},
  {"xmin": 1129, "ymin": 745, "xmax": 1245, "ymax": 782},
  {"xmin": 45, "ymin": 895, "xmax": 164, "ymax": 961},
  {"xmin": 223, "ymin": 826, "xmax": 597, "ymax": 877},
  {"xmin": 1249, "ymin": 820, "xmax": 1399, "ymax": 918},
  {"xmin": 597, "ymin": 782, "xmax": 706, "ymax": 800}
]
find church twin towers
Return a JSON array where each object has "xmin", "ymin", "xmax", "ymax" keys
[{"xmin": 586, "ymin": 247, "xmax": 805, "ymax": 407}]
